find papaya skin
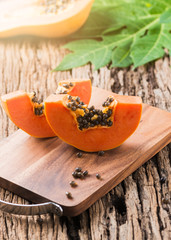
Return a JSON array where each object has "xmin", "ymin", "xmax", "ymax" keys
[
  {"xmin": 44, "ymin": 94, "xmax": 142, "ymax": 152},
  {"xmin": 0, "ymin": 0, "xmax": 94, "ymax": 38},
  {"xmin": 1, "ymin": 79, "xmax": 91, "ymax": 138}
]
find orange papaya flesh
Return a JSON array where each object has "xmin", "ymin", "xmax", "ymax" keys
[
  {"xmin": 56, "ymin": 79, "xmax": 92, "ymax": 105},
  {"xmin": 1, "ymin": 79, "xmax": 92, "ymax": 138},
  {"xmin": 1, "ymin": 90, "xmax": 55, "ymax": 138},
  {"xmin": 45, "ymin": 94, "xmax": 142, "ymax": 152}
]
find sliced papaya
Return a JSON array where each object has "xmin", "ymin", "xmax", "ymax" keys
[
  {"xmin": 0, "ymin": 0, "xmax": 94, "ymax": 38},
  {"xmin": 1, "ymin": 90, "xmax": 55, "ymax": 138},
  {"xmin": 1, "ymin": 79, "xmax": 91, "ymax": 138},
  {"xmin": 44, "ymin": 92, "xmax": 142, "ymax": 151},
  {"xmin": 56, "ymin": 79, "xmax": 92, "ymax": 104}
]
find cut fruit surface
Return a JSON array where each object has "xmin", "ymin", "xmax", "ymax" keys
[
  {"xmin": 1, "ymin": 91, "xmax": 55, "ymax": 138},
  {"xmin": 1, "ymin": 79, "xmax": 91, "ymax": 138},
  {"xmin": 0, "ymin": 0, "xmax": 94, "ymax": 38},
  {"xmin": 45, "ymin": 92, "xmax": 142, "ymax": 151},
  {"xmin": 56, "ymin": 79, "xmax": 92, "ymax": 105}
]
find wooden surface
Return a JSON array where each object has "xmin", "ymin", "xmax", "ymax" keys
[
  {"xmin": 0, "ymin": 87, "xmax": 171, "ymax": 217},
  {"xmin": 0, "ymin": 37, "xmax": 171, "ymax": 239}
]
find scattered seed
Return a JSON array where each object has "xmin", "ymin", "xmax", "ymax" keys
[
  {"xmin": 75, "ymin": 167, "xmax": 82, "ymax": 172},
  {"xmin": 83, "ymin": 170, "xmax": 88, "ymax": 176},
  {"xmin": 77, "ymin": 172, "xmax": 83, "ymax": 178},
  {"xmin": 69, "ymin": 82, "xmax": 74, "ymax": 87},
  {"xmin": 70, "ymin": 181, "xmax": 77, "ymax": 187},
  {"xmin": 96, "ymin": 173, "xmax": 101, "ymax": 179},
  {"xmin": 76, "ymin": 152, "xmax": 83, "ymax": 158},
  {"xmin": 66, "ymin": 192, "xmax": 73, "ymax": 199},
  {"xmin": 72, "ymin": 172, "xmax": 77, "ymax": 178},
  {"xmin": 98, "ymin": 151, "xmax": 105, "ymax": 156}
]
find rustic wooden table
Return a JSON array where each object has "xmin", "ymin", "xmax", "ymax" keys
[{"xmin": 0, "ymin": 37, "xmax": 170, "ymax": 240}]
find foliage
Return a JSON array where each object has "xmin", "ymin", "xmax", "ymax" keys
[{"xmin": 54, "ymin": 0, "xmax": 171, "ymax": 71}]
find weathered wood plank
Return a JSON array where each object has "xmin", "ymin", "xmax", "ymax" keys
[{"xmin": 0, "ymin": 38, "xmax": 170, "ymax": 239}]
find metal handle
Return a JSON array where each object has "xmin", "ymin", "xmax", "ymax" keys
[{"xmin": 0, "ymin": 199, "xmax": 63, "ymax": 216}]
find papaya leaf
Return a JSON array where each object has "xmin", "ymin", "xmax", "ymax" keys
[
  {"xmin": 111, "ymin": 40, "xmax": 133, "ymax": 67},
  {"xmin": 131, "ymin": 25, "xmax": 165, "ymax": 68},
  {"xmin": 54, "ymin": 40, "xmax": 113, "ymax": 71},
  {"xmin": 54, "ymin": 0, "xmax": 171, "ymax": 71},
  {"xmin": 160, "ymin": 8, "xmax": 171, "ymax": 23}
]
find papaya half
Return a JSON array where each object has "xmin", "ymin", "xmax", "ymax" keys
[
  {"xmin": 44, "ymin": 92, "xmax": 142, "ymax": 152},
  {"xmin": 0, "ymin": 0, "xmax": 94, "ymax": 38},
  {"xmin": 1, "ymin": 79, "xmax": 91, "ymax": 138}
]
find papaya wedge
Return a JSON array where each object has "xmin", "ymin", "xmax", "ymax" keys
[
  {"xmin": 44, "ymin": 91, "xmax": 142, "ymax": 151},
  {"xmin": 1, "ymin": 79, "xmax": 91, "ymax": 138}
]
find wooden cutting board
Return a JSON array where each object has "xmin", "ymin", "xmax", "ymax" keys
[{"xmin": 0, "ymin": 87, "xmax": 171, "ymax": 216}]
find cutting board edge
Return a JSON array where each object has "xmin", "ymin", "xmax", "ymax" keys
[{"xmin": 0, "ymin": 176, "xmax": 51, "ymax": 205}]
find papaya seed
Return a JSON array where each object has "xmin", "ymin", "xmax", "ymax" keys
[
  {"xmin": 96, "ymin": 173, "xmax": 101, "ymax": 179},
  {"xmin": 76, "ymin": 152, "xmax": 83, "ymax": 158},
  {"xmin": 98, "ymin": 151, "xmax": 105, "ymax": 156},
  {"xmin": 70, "ymin": 181, "xmax": 77, "ymax": 187},
  {"xmin": 66, "ymin": 192, "xmax": 73, "ymax": 199}
]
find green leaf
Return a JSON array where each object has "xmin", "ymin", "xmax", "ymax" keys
[
  {"xmin": 54, "ymin": 40, "xmax": 113, "ymax": 71},
  {"xmin": 131, "ymin": 24, "xmax": 169, "ymax": 67},
  {"xmin": 159, "ymin": 24, "xmax": 171, "ymax": 53},
  {"xmin": 102, "ymin": 24, "xmax": 124, "ymax": 35},
  {"xmin": 160, "ymin": 8, "xmax": 171, "ymax": 23},
  {"xmin": 111, "ymin": 41, "xmax": 133, "ymax": 67},
  {"xmin": 54, "ymin": 0, "xmax": 171, "ymax": 71}
]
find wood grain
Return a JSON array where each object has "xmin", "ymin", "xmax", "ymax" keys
[
  {"xmin": 0, "ymin": 87, "xmax": 170, "ymax": 217},
  {"xmin": 0, "ymin": 37, "xmax": 170, "ymax": 239}
]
